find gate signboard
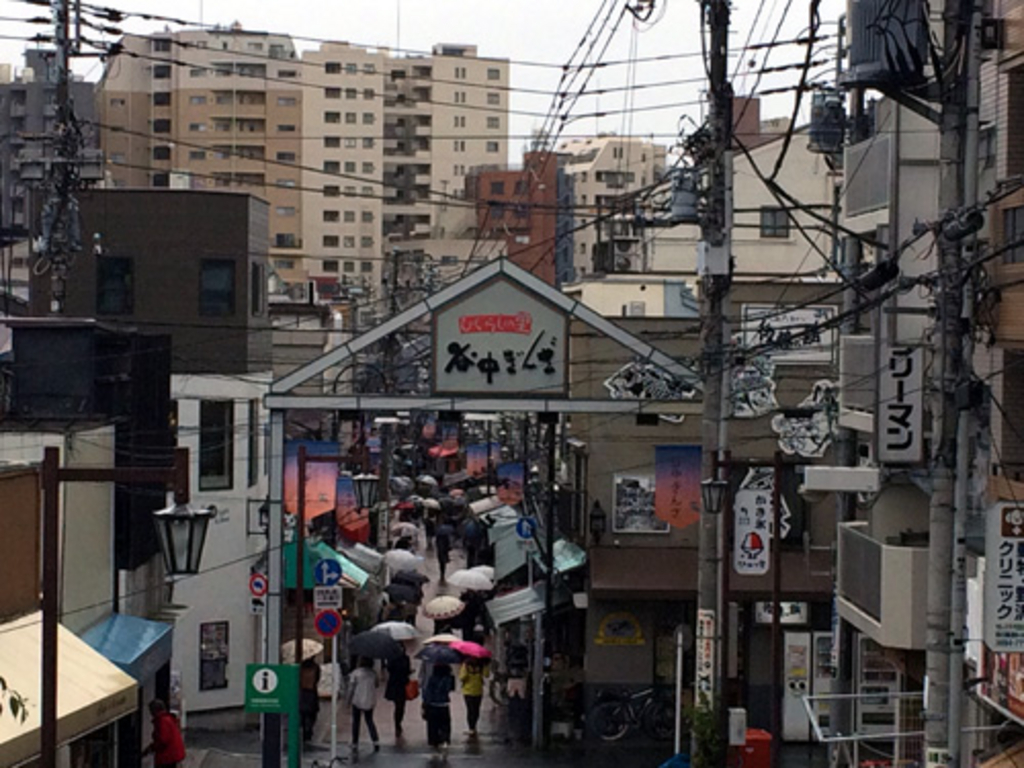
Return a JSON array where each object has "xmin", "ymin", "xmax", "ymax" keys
[{"xmin": 432, "ymin": 278, "xmax": 568, "ymax": 396}]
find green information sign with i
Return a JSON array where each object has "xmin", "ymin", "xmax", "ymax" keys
[{"xmin": 244, "ymin": 663, "xmax": 299, "ymax": 714}]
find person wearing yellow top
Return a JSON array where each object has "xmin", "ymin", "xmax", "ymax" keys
[{"xmin": 459, "ymin": 659, "xmax": 488, "ymax": 736}]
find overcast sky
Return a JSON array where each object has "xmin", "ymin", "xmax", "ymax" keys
[{"xmin": 2, "ymin": 0, "xmax": 845, "ymax": 160}]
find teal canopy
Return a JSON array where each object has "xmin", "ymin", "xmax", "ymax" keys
[{"xmin": 283, "ymin": 539, "xmax": 369, "ymax": 590}]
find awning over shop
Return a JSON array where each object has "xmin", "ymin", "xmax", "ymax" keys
[
  {"xmin": 481, "ymin": 505, "xmax": 519, "ymax": 528},
  {"xmin": 491, "ymin": 522, "xmax": 529, "ymax": 581},
  {"xmin": 81, "ymin": 613, "xmax": 173, "ymax": 683},
  {"xmin": 284, "ymin": 539, "xmax": 370, "ymax": 589},
  {"xmin": 337, "ymin": 540, "xmax": 384, "ymax": 576},
  {"xmin": 0, "ymin": 611, "xmax": 137, "ymax": 767},
  {"xmin": 485, "ymin": 584, "xmax": 573, "ymax": 627},
  {"xmin": 530, "ymin": 539, "xmax": 588, "ymax": 574}
]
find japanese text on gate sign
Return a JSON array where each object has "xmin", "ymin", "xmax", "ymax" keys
[
  {"xmin": 985, "ymin": 504, "xmax": 1024, "ymax": 651},
  {"xmin": 433, "ymin": 279, "xmax": 567, "ymax": 396}
]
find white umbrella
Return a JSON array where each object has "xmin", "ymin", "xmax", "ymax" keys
[
  {"xmin": 446, "ymin": 569, "xmax": 494, "ymax": 591},
  {"xmin": 469, "ymin": 565, "xmax": 495, "ymax": 580},
  {"xmin": 422, "ymin": 633, "xmax": 461, "ymax": 645},
  {"xmin": 370, "ymin": 621, "xmax": 421, "ymax": 641},
  {"xmin": 280, "ymin": 638, "xmax": 324, "ymax": 664},
  {"xmin": 390, "ymin": 521, "xmax": 419, "ymax": 538},
  {"xmin": 417, "ymin": 475, "xmax": 439, "ymax": 487},
  {"xmin": 384, "ymin": 549, "xmax": 423, "ymax": 571},
  {"xmin": 421, "ymin": 498, "xmax": 442, "ymax": 511},
  {"xmin": 424, "ymin": 595, "xmax": 465, "ymax": 620}
]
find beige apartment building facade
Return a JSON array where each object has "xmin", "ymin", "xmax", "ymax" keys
[{"xmin": 98, "ymin": 30, "xmax": 509, "ymax": 316}]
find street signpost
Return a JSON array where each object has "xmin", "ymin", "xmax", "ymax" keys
[
  {"xmin": 314, "ymin": 558, "xmax": 342, "ymax": 587},
  {"xmin": 245, "ymin": 664, "xmax": 298, "ymax": 714},
  {"xmin": 313, "ymin": 585, "xmax": 342, "ymax": 610},
  {"xmin": 516, "ymin": 517, "xmax": 537, "ymax": 539},
  {"xmin": 314, "ymin": 609, "xmax": 343, "ymax": 639},
  {"xmin": 250, "ymin": 572, "xmax": 269, "ymax": 615}
]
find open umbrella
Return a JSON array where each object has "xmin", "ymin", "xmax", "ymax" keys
[
  {"xmin": 417, "ymin": 474, "xmax": 439, "ymax": 486},
  {"xmin": 393, "ymin": 569, "xmax": 430, "ymax": 585},
  {"xmin": 469, "ymin": 565, "xmax": 495, "ymax": 580},
  {"xmin": 421, "ymin": 498, "xmax": 442, "ymax": 511},
  {"xmin": 385, "ymin": 583, "xmax": 418, "ymax": 603},
  {"xmin": 424, "ymin": 595, "xmax": 465, "ymax": 620},
  {"xmin": 450, "ymin": 640, "xmax": 492, "ymax": 660},
  {"xmin": 384, "ymin": 549, "xmax": 423, "ymax": 571},
  {"xmin": 370, "ymin": 621, "xmax": 421, "ymax": 641},
  {"xmin": 446, "ymin": 569, "xmax": 494, "ymax": 592},
  {"xmin": 280, "ymin": 638, "xmax": 324, "ymax": 664},
  {"xmin": 416, "ymin": 643, "xmax": 465, "ymax": 665},
  {"xmin": 422, "ymin": 633, "xmax": 461, "ymax": 645},
  {"xmin": 391, "ymin": 521, "xmax": 419, "ymax": 539},
  {"xmin": 349, "ymin": 630, "xmax": 403, "ymax": 661}
]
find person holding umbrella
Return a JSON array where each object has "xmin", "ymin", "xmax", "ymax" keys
[
  {"xmin": 459, "ymin": 658, "xmax": 488, "ymax": 737},
  {"xmin": 346, "ymin": 657, "xmax": 380, "ymax": 760},
  {"xmin": 435, "ymin": 517, "xmax": 454, "ymax": 583},
  {"xmin": 383, "ymin": 648, "xmax": 412, "ymax": 739},
  {"xmin": 422, "ymin": 663, "xmax": 455, "ymax": 758}
]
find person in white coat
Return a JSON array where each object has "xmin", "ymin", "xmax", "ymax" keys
[{"xmin": 347, "ymin": 657, "xmax": 380, "ymax": 760}]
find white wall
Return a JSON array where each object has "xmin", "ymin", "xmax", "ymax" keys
[
  {"xmin": 170, "ymin": 372, "xmax": 270, "ymax": 713},
  {"xmin": 0, "ymin": 426, "xmax": 115, "ymax": 634}
]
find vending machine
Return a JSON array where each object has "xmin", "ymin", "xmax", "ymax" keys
[{"xmin": 781, "ymin": 630, "xmax": 835, "ymax": 742}]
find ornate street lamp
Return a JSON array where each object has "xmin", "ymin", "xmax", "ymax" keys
[
  {"xmin": 153, "ymin": 502, "xmax": 216, "ymax": 575},
  {"xmin": 701, "ymin": 478, "xmax": 729, "ymax": 515},
  {"xmin": 352, "ymin": 472, "xmax": 380, "ymax": 510}
]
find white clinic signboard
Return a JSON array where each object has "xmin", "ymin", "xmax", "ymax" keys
[
  {"xmin": 984, "ymin": 503, "xmax": 1024, "ymax": 652},
  {"xmin": 432, "ymin": 278, "xmax": 568, "ymax": 396}
]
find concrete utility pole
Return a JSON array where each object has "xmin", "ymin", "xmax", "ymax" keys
[
  {"xmin": 694, "ymin": 0, "xmax": 732, "ymax": 744},
  {"xmin": 925, "ymin": 1, "xmax": 973, "ymax": 766}
]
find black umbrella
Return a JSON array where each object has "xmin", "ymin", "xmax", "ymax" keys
[
  {"xmin": 415, "ymin": 643, "xmax": 465, "ymax": 664},
  {"xmin": 385, "ymin": 583, "xmax": 418, "ymax": 603},
  {"xmin": 349, "ymin": 630, "xmax": 404, "ymax": 661},
  {"xmin": 394, "ymin": 570, "xmax": 429, "ymax": 585}
]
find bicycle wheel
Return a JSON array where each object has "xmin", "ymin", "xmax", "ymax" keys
[
  {"xmin": 589, "ymin": 702, "xmax": 630, "ymax": 741},
  {"xmin": 641, "ymin": 698, "xmax": 677, "ymax": 741}
]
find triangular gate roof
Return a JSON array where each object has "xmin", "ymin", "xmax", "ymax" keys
[{"xmin": 267, "ymin": 258, "xmax": 701, "ymax": 415}]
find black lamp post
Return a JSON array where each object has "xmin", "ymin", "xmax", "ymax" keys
[
  {"xmin": 153, "ymin": 502, "xmax": 216, "ymax": 575},
  {"xmin": 589, "ymin": 500, "xmax": 607, "ymax": 543},
  {"xmin": 701, "ymin": 477, "xmax": 729, "ymax": 515},
  {"xmin": 352, "ymin": 472, "xmax": 380, "ymax": 509}
]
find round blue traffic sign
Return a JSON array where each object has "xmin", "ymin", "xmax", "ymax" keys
[
  {"xmin": 314, "ymin": 609, "xmax": 342, "ymax": 638},
  {"xmin": 515, "ymin": 517, "xmax": 537, "ymax": 540},
  {"xmin": 314, "ymin": 558, "xmax": 343, "ymax": 587}
]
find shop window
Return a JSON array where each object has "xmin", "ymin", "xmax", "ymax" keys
[
  {"xmin": 199, "ymin": 400, "xmax": 234, "ymax": 490},
  {"xmin": 199, "ymin": 621, "xmax": 230, "ymax": 690}
]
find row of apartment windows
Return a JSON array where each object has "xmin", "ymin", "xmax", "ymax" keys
[
  {"xmin": 322, "ymin": 185, "xmax": 376, "ymax": 197},
  {"xmin": 323, "ymin": 210, "xmax": 375, "ymax": 223},
  {"xmin": 453, "ymin": 66, "xmax": 502, "ymax": 81},
  {"xmin": 451, "ymin": 116, "xmax": 501, "ymax": 129},
  {"xmin": 324, "ymin": 87, "xmax": 376, "ymax": 100},
  {"xmin": 324, "ymin": 137, "xmax": 376, "ymax": 149},
  {"xmin": 324, "ymin": 62, "xmax": 377, "ymax": 75},
  {"xmin": 324, "ymin": 160, "xmax": 375, "ymax": 174},
  {"xmin": 453, "ymin": 140, "xmax": 500, "ymax": 153},
  {"xmin": 489, "ymin": 180, "xmax": 529, "ymax": 195},
  {"xmin": 324, "ymin": 111, "xmax": 377, "ymax": 125},
  {"xmin": 154, "ymin": 119, "xmax": 305, "ymax": 133},
  {"xmin": 321, "ymin": 235, "xmax": 375, "ymax": 248},
  {"xmin": 181, "ymin": 64, "xmax": 298, "ymax": 79},
  {"xmin": 321, "ymin": 260, "xmax": 375, "ymax": 274}
]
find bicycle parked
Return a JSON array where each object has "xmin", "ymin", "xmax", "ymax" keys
[{"xmin": 588, "ymin": 687, "xmax": 678, "ymax": 741}]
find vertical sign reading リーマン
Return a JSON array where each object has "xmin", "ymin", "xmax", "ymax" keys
[
  {"xmin": 432, "ymin": 277, "xmax": 568, "ymax": 396},
  {"xmin": 878, "ymin": 346, "xmax": 924, "ymax": 464},
  {"xmin": 984, "ymin": 503, "xmax": 1024, "ymax": 652}
]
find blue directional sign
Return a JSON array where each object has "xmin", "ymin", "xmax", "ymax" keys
[
  {"xmin": 314, "ymin": 558, "xmax": 342, "ymax": 587},
  {"xmin": 515, "ymin": 517, "xmax": 537, "ymax": 540}
]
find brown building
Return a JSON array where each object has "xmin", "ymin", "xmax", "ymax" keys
[
  {"xmin": 28, "ymin": 189, "xmax": 271, "ymax": 375},
  {"xmin": 467, "ymin": 151, "xmax": 565, "ymax": 285}
]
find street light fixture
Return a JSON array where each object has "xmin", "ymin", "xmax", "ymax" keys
[
  {"xmin": 701, "ymin": 478, "xmax": 729, "ymax": 515},
  {"xmin": 589, "ymin": 500, "xmax": 607, "ymax": 543},
  {"xmin": 153, "ymin": 502, "xmax": 217, "ymax": 575},
  {"xmin": 352, "ymin": 472, "xmax": 380, "ymax": 510}
]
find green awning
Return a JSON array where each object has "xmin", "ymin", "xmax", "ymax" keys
[
  {"xmin": 531, "ymin": 538, "xmax": 587, "ymax": 575},
  {"xmin": 284, "ymin": 540, "xmax": 369, "ymax": 590}
]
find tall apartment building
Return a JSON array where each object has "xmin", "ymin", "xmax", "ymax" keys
[
  {"xmin": 300, "ymin": 42, "xmax": 509, "ymax": 310},
  {"xmin": 96, "ymin": 27, "xmax": 304, "ymax": 269},
  {"xmin": 98, "ymin": 31, "xmax": 509, "ymax": 316},
  {"xmin": 1, "ymin": 49, "xmax": 96, "ymax": 233},
  {"xmin": 556, "ymin": 135, "xmax": 666, "ymax": 280}
]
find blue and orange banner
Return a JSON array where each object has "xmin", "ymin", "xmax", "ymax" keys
[
  {"xmin": 654, "ymin": 445, "xmax": 702, "ymax": 529},
  {"xmin": 466, "ymin": 442, "xmax": 501, "ymax": 477},
  {"xmin": 336, "ymin": 474, "xmax": 369, "ymax": 543},
  {"xmin": 497, "ymin": 462, "xmax": 525, "ymax": 506},
  {"xmin": 283, "ymin": 440, "xmax": 340, "ymax": 520}
]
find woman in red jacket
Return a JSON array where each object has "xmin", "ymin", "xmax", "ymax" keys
[{"xmin": 143, "ymin": 699, "xmax": 186, "ymax": 768}]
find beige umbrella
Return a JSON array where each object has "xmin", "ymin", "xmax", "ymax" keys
[
  {"xmin": 422, "ymin": 633, "xmax": 461, "ymax": 644},
  {"xmin": 280, "ymin": 638, "xmax": 324, "ymax": 664},
  {"xmin": 423, "ymin": 595, "xmax": 465, "ymax": 620}
]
